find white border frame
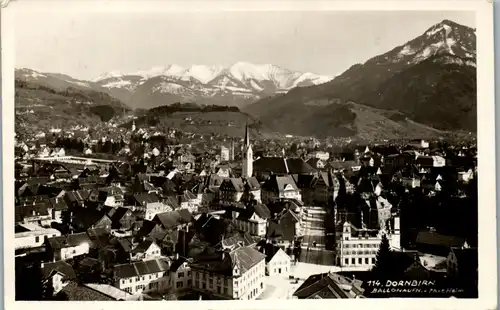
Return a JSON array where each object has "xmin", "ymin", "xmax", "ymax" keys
[{"xmin": 2, "ymin": 1, "xmax": 496, "ymax": 310}]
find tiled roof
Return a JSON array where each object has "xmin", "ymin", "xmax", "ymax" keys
[
  {"xmin": 262, "ymin": 175, "xmax": 299, "ymax": 192},
  {"xmin": 114, "ymin": 258, "xmax": 170, "ymax": 279},
  {"xmin": 57, "ymin": 281, "xmax": 115, "ymax": 301},
  {"xmin": 254, "ymin": 157, "xmax": 316, "ymax": 175},
  {"xmin": 49, "ymin": 197, "xmax": 68, "ymax": 211},
  {"xmin": 154, "ymin": 209, "xmax": 193, "ymax": 229},
  {"xmin": 132, "ymin": 239, "xmax": 156, "ymax": 254},
  {"xmin": 235, "ymin": 204, "xmax": 271, "ymax": 221},
  {"xmin": 416, "ymin": 231, "xmax": 466, "ymax": 248},
  {"xmin": 221, "ymin": 233, "xmax": 261, "ymax": 249},
  {"xmin": 41, "ymin": 260, "xmax": 76, "ymax": 280},
  {"xmin": 293, "ymin": 273, "xmax": 364, "ymax": 299},
  {"xmin": 229, "ymin": 245, "xmax": 266, "ymax": 273},
  {"xmin": 133, "ymin": 193, "xmax": 161, "ymax": 206},
  {"xmin": 47, "ymin": 232, "xmax": 92, "ymax": 249},
  {"xmin": 191, "ymin": 246, "xmax": 265, "ymax": 276}
]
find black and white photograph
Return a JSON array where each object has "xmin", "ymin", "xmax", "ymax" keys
[{"xmin": 2, "ymin": 0, "xmax": 496, "ymax": 309}]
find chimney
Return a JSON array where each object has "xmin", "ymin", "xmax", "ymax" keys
[{"xmin": 176, "ymin": 253, "xmax": 179, "ymax": 260}]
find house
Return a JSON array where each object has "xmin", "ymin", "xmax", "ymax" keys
[
  {"xmin": 258, "ymin": 243, "xmax": 291, "ymax": 276},
  {"xmin": 415, "ymin": 230, "xmax": 468, "ymax": 257},
  {"xmin": 457, "ymin": 168, "xmax": 474, "ymax": 183},
  {"xmin": 169, "ymin": 256, "xmax": 192, "ymax": 292},
  {"xmin": 178, "ymin": 190, "xmax": 200, "ymax": 213},
  {"xmin": 401, "ymin": 175, "xmax": 421, "ymax": 188},
  {"xmin": 48, "ymin": 197, "xmax": 68, "ymax": 223},
  {"xmin": 190, "ymin": 245, "xmax": 266, "ymax": 300},
  {"xmin": 294, "ymin": 174, "xmax": 316, "ymax": 205},
  {"xmin": 261, "ymin": 175, "xmax": 301, "ymax": 204},
  {"xmin": 132, "ymin": 193, "xmax": 173, "ymax": 220},
  {"xmin": 220, "ymin": 146, "xmax": 230, "ymax": 162},
  {"xmin": 15, "ymin": 201, "xmax": 52, "ymax": 226},
  {"xmin": 306, "ymin": 151, "xmax": 330, "ymax": 161},
  {"xmin": 446, "ymin": 246, "xmax": 478, "ymax": 286},
  {"xmin": 306, "ymin": 158, "xmax": 327, "ymax": 170},
  {"xmin": 130, "ymin": 238, "xmax": 163, "ymax": 262},
  {"xmin": 50, "ymin": 148, "xmax": 66, "ymax": 157},
  {"xmin": 55, "ymin": 281, "xmax": 118, "ymax": 301},
  {"xmin": 45, "ymin": 232, "xmax": 92, "ymax": 261},
  {"xmin": 153, "ymin": 209, "xmax": 194, "ymax": 231},
  {"xmin": 226, "ymin": 203, "xmax": 271, "ymax": 237},
  {"xmin": 113, "ymin": 258, "xmax": 172, "ymax": 295},
  {"xmin": 15, "ymin": 223, "xmax": 61, "ymax": 250},
  {"xmin": 312, "ymin": 171, "xmax": 340, "ymax": 204},
  {"xmin": 266, "ymin": 207, "xmax": 303, "ymax": 246},
  {"xmin": 408, "ymin": 139, "xmax": 430, "ymax": 149},
  {"xmin": 292, "ymin": 272, "xmax": 364, "ymax": 299},
  {"xmin": 108, "ymin": 207, "xmax": 137, "ymax": 230},
  {"xmin": 41, "ymin": 260, "xmax": 77, "ymax": 295},
  {"xmin": 220, "ymin": 233, "xmax": 261, "ymax": 250},
  {"xmin": 416, "ymin": 155, "xmax": 446, "ymax": 168},
  {"xmin": 216, "ymin": 165, "xmax": 231, "ymax": 178},
  {"xmin": 219, "ymin": 177, "xmax": 261, "ymax": 206}
]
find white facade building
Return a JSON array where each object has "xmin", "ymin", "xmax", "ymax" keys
[
  {"xmin": 114, "ymin": 258, "xmax": 171, "ymax": 295},
  {"xmin": 337, "ymin": 217, "xmax": 400, "ymax": 271},
  {"xmin": 15, "ymin": 223, "xmax": 61, "ymax": 250},
  {"xmin": 191, "ymin": 246, "xmax": 266, "ymax": 300}
]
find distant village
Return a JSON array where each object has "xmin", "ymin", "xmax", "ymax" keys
[{"xmin": 14, "ymin": 120, "xmax": 478, "ymax": 300}]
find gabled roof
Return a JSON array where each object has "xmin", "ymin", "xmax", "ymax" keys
[
  {"xmin": 235, "ymin": 204, "xmax": 271, "ymax": 221},
  {"xmin": 293, "ymin": 272, "xmax": 364, "ymax": 299},
  {"xmin": 254, "ymin": 157, "xmax": 316, "ymax": 175},
  {"xmin": 262, "ymin": 175, "xmax": 299, "ymax": 192},
  {"xmin": 416, "ymin": 231, "xmax": 466, "ymax": 248},
  {"xmin": 114, "ymin": 258, "xmax": 171, "ymax": 279},
  {"xmin": 41, "ymin": 260, "xmax": 77, "ymax": 280},
  {"xmin": 259, "ymin": 243, "xmax": 289, "ymax": 263},
  {"xmin": 154, "ymin": 209, "xmax": 193, "ymax": 229},
  {"xmin": 190, "ymin": 246, "xmax": 265, "ymax": 276},
  {"xmin": 47, "ymin": 232, "xmax": 92, "ymax": 250},
  {"xmin": 132, "ymin": 238, "xmax": 157, "ymax": 254},
  {"xmin": 220, "ymin": 233, "xmax": 260, "ymax": 249},
  {"xmin": 49, "ymin": 197, "xmax": 68, "ymax": 211},
  {"xmin": 133, "ymin": 192, "xmax": 161, "ymax": 206},
  {"xmin": 57, "ymin": 281, "xmax": 114, "ymax": 301}
]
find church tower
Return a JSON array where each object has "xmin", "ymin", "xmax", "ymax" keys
[
  {"xmin": 131, "ymin": 120, "xmax": 136, "ymax": 132},
  {"xmin": 242, "ymin": 123, "xmax": 253, "ymax": 178}
]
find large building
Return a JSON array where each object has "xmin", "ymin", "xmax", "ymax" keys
[
  {"xmin": 190, "ymin": 245, "xmax": 266, "ymax": 300},
  {"xmin": 336, "ymin": 217, "xmax": 401, "ymax": 271}
]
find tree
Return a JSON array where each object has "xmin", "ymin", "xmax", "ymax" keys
[{"xmin": 372, "ymin": 234, "xmax": 393, "ymax": 279}]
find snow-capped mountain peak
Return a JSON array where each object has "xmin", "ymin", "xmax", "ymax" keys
[
  {"xmin": 91, "ymin": 70, "xmax": 124, "ymax": 82},
  {"xmin": 372, "ymin": 19, "xmax": 476, "ymax": 66}
]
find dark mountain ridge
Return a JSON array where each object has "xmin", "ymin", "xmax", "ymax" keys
[{"xmin": 244, "ymin": 19, "xmax": 477, "ymax": 136}]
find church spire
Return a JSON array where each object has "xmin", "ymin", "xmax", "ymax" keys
[
  {"xmin": 242, "ymin": 122, "xmax": 253, "ymax": 178},
  {"xmin": 244, "ymin": 122, "xmax": 250, "ymax": 148}
]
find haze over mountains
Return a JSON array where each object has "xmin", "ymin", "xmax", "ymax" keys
[{"xmin": 15, "ymin": 19, "xmax": 476, "ymax": 140}]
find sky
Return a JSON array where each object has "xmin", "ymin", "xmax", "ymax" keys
[{"xmin": 14, "ymin": 8, "xmax": 475, "ymax": 80}]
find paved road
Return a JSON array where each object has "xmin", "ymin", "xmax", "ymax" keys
[{"xmin": 299, "ymin": 205, "xmax": 336, "ymax": 266}]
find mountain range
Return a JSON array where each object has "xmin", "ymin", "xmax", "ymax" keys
[
  {"xmin": 91, "ymin": 62, "xmax": 333, "ymax": 109},
  {"xmin": 15, "ymin": 19, "xmax": 476, "ymax": 140},
  {"xmin": 244, "ymin": 19, "xmax": 477, "ymax": 137}
]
